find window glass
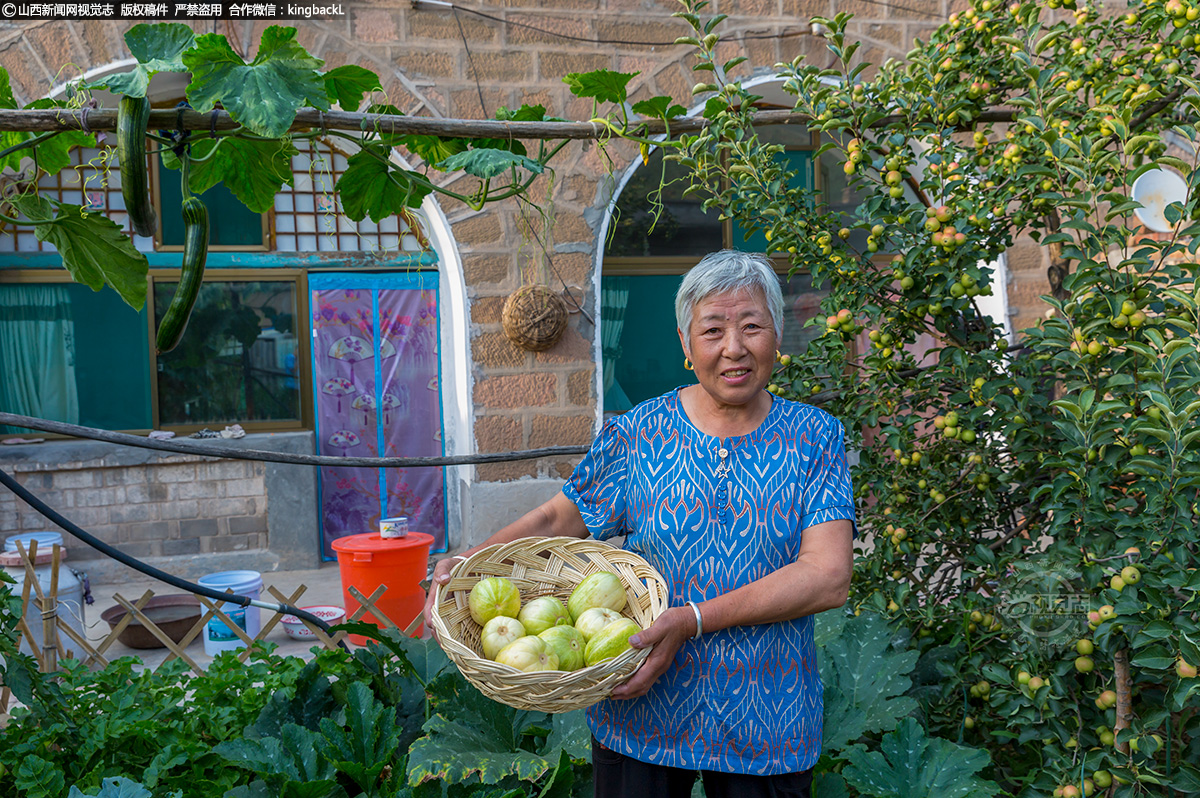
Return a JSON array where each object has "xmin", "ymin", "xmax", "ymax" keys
[
  {"xmin": 154, "ymin": 280, "xmax": 300, "ymax": 425},
  {"xmin": 605, "ymin": 147, "xmax": 723, "ymax": 258},
  {"xmin": 0, "ymin": 282, "xmax": 151, "ymax": 432},
  {"xmin": 158, "ymin": 165, "xmax": 265, "ymax": 248}
]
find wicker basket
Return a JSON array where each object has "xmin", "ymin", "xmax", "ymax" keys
[
  {"xmin": 501, "ymin": 284, "xmax": 568, "ymax": 352},
  {"xmin": 431, "ymin": 537, "xmax": 669, "ymax": 713}
]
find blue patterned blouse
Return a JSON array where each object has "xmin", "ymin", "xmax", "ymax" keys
[{"xmin": 563, "ymin": 386, "xmax": 857, "ymax": 776}]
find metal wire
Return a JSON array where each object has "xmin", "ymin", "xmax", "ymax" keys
[{"xmin": 0, "ymin": 412, "xmax": 589, "ymax": 467}]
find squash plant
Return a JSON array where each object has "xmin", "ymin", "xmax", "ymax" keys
[{"xmin": 1, "ymin": 569, "xmax": 1002, "ymax": 797}]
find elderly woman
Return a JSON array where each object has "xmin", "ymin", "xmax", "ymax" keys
[{"xmin": 426, "ymin": 250, "xmax": 856, "ymax": 798}]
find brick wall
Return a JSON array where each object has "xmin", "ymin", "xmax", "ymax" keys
[
  {"xmin": 0, "ymin": 0, "xmax": 1069, "ymax": 499},
  {"xmin": 0, "ymin": 433, "xmax": 319, "ymax": 580},
  {"xmin": 0, "ymin": 451, "xmax": 266, "ymax": 566}
]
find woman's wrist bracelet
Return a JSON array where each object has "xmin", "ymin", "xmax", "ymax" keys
[{"xmin": 687, "ymin": 601, "xmax": 703, "ymax": 639}]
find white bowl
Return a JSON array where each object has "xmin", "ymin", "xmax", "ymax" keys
[{"xmin": 280, "ymin": 605, "xmax": 345, "ymax": 639}]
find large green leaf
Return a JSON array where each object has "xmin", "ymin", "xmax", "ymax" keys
[
  {"xmin": 817, "ymin": 610, "xmax": 919, "ymax": 753},
  {"xmin": 86, "ymin": 23, "xmax": 195, "ymax": 98},
  {"xmin": 563, "ymin": 70, "xmax": 638, "ymax": 105},
  {"xmin": 813, "ymin": 770, "xmax": 851, "ymax": 798},
  {"xmin": 0, "ymin": 68, "xmax": 25, "ymax": 171},
  {"xmin": 437, "ymin": 148, "xmax": 544, "ymax": 180},
  {"xmin": 373, "ymin": 628, "xmax": 452, "ymax": 686},
  {"xmin": 542, "ymin": 711, "xmax": 591, "ymax": 763},
  {"xmin": 0, "ymin": 75, "xmax": 93, "ymax": 174},
  {"xmin": 215, "ymin": 724, "xmax": 340, "ymax": 798},
  {"xmin": 173, "ymin": 136, "xmax": 297, "ymax": 214},
  {"xmin": 16, "ymin": 755, "xmax": 65, "ymax": 798},
  {"xmin": 323, "ymin": 64, "xmax": 382, "ymax": 112},
  {"xmin": 317, "ymin": 682, "xmax": 401, "ymax": 793},
  {"xmin": 21, "ymin": 100, "xmax": 96, "ymax": 176},
  {"xmin": 536, "ymin": 750, "xmax": 576, "ymax": 798},
  {"xmin": 250, "ymin": 660, "xmax": 337, "ymax": 738},
  {"xmin": 631, "ymin": 96, "xmax": 688, "ymax": 121},
  {"xmin": 68, "ymin": 777, "xmax": 152, "ymax": 798},
  {"xmin": 184, "ymin": 26, "xmax": 329, "ymax": 138},
  {"xmin": 841, "ymin": 718, "xmax": 1000, "ymax": 798},
  {"xmin": 407, "ymin": 678, "xmax": 556, "ymax": 786},
  {"xmin": 400, "ymin": 134, "xmax": 470, "ymax": 165},
  {"xmin": 337, "ymin": 146, "xmax": 432, "ymax": 221},
  {"xmin": 13, "ymin": 195, "xmax": 148, "ymax": 310}
]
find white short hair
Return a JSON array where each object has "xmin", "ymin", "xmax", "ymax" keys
[{"xmin": 675, "ymin": 250, "xmax": 784, "ymax": 349}]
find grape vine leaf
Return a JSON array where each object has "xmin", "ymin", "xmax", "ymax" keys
[
  {"xmin": 184, "ymin": 26, "xmax": 329, "ymax": 138},
  {"xmin": 12, "ymin": 195, "xmax": 149, "ymax": 310},
  {"xmin": 817, "ymin": 610, "xmax": 919, "ymax": 753},
  {"xmin": 437, "ymin": 148, "xmax": 544, "ymax": 180},
  {"xmin": 563, "ymin": 70, "xmax": 638, "ymax": 105},
  {"xmin": 85, "ymin": 23, "xmax": 195, "ymax": 98},
  {"xmin": 323, "ymin": 64, "xmax": 382, "ymax": 112},
  {"xmin": 840, "ymin": 718, "xmax": 1001, "ymax": 798},
  {"xmin": 165, "ymin": 136, "xmax": 297, "ymax": 214},
  {"xmin": 337, "ymin": 146, "xmax": 433, "ymax": 222}
]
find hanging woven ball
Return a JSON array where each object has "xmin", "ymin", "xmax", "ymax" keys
[{"xmin": 501, "ymin": 284, "xmax": 568, "ymax": 352}]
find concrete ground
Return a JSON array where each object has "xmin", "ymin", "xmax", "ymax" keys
[{"xmin": 67, "ymin": 560, "xmax": 429, "ymax": 671}]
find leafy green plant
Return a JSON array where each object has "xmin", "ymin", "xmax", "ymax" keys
[{"xmin": 840, "ymin": 718, "xmax": 1001, "ymax": 798}]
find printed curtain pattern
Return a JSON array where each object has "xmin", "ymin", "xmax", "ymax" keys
[
  {"xmin": 0, "ymin": 284, "xmax": 79, "ymax": 434},
  {"xmin": 311, "ymin": 274, "xmax": 445, "ymax": 557}
]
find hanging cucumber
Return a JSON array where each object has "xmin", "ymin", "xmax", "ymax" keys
[
  {"xmin": 117, "ymin": 94, "xmax": 157, "ymax": 238},
  {"xmin": 155, "ymin": 195, "xmax": 208, "ymax": 354}
]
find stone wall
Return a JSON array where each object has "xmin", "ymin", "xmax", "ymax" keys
[
  {"xmin": 0, "ymin": 1, "xmax": 1068, "ymax": 548},
  {"xmin": 0, "ymin": 433, "xmax": 319, "ymax": 582}
]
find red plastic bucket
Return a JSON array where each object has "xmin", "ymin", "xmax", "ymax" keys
[{"xmin": 331, "ymin": 532, "xmax": 433, "ymax": 645}]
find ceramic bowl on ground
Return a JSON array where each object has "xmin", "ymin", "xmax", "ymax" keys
[
  {"xmin": 100, "ymin": 594, "xmax": 203, "ymax": 649},
  {"xmin": 280, "ymin": 605, "xmax": 345, "ymax": 639}
]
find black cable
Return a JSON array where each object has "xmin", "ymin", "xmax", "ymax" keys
[
  {"xmin": 449, "ymin": 4, "xmax": 811, "ymax": 46},
  {"xmin": 0, "ymin": 412, "xmax": 590, "ymax": 467},
  {"xmin": 439, "ymin": 0, "xmax": 944, "ymax": 47},
  {"xmin": 455, "ymin": 6, "xmax": 489, "ymax": 118},
  {"xmin": 0, "ymin": 466, "xmax": 348, "ymax": 650}
]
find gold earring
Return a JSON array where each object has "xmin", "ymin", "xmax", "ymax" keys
[
  {"xmin": 776, "ymin": 350, "xmax": 782, "ymax": 362},
  {"xmin": 683, "ymin": 357, "xmax": 694, "ymax": 371}
]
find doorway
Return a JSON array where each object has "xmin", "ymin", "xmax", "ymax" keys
[{"xmin": 309, "ymin": 272, "xmax": 447, "ymax": 557}]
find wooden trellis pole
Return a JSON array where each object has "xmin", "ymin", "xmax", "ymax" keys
[{"xmin": 0, "ymin": 107, "xmax": 1018, "ymax": 138}]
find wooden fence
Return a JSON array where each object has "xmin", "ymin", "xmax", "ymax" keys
[{"xmin": 0, "ymin": 541, "xmax": 420, "ymax": 719}]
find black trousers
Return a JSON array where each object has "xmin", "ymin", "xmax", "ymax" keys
[{"xmin": 591, "ymin": 738, "xmax": 814, "ymax": 798}]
